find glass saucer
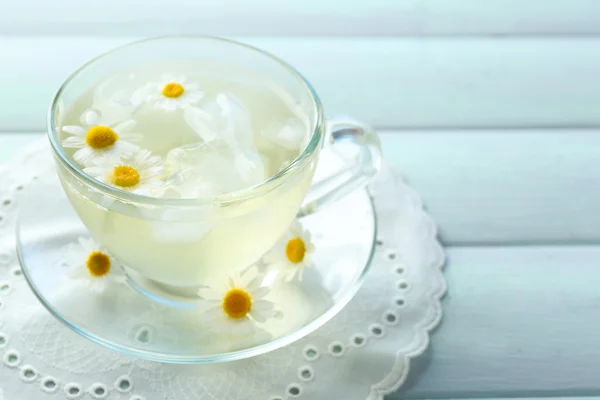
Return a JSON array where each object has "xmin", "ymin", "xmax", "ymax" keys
[{"xmin": 16, "ymin": 171, "xmax": 376, "ymax": 364}]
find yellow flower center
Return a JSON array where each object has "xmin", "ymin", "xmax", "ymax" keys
[
  {"xmin": 112, "ymin": 166, "xmax": 140, "ymax": 188},
  {"xmin": 222, "ymin": 288, "xmax": 252, "ymax": 319},
  {"xmin": 285, "ymin": 237, "xmax": 306, "ymax": 264},
  {"xmin": 162, "ymin": 82, "xmax": 185, "ymax": 98},
  {"xmin": 86, "ymin": 251, "xmax": 111, "ymax": 277},
  {"xmin": 85, "ymin": 126, "xmax": 118, "ymax": 150}
]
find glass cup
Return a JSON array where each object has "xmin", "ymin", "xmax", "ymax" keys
[{"xmin": 47, "ymin": 37, "xmax": 382, "ymax": 290}]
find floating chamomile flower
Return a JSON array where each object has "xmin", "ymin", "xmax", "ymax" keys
[
  {"xmin": 61, "ymin": 109, "xmax": 142, "ymax": 166},
  {"xmin": 84, "ymin": 149, "xmax": 165, "ymax": 196},
  {"xmin": 63, "ymin": 237, "xmax": 126, "ymax": 293},
  {"xmin": 263, "ymin": 220, "xmax": 315, "ymax": 282},
  {"xmin": 131, "ymin": 74, "xmax": 204, "ymax": 111},
  {"xmin": 198, "ymin": 267, "xmax": 277, "ymax": 333}
]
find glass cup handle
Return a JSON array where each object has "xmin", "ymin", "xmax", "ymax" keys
[{"xmin": 298, "ymin": 116, "xmax": 383, "ymax": 217}]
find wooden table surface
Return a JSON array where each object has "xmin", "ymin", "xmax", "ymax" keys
[
  {"xmin": 3, "ymin": 27, "xmax": 600, "ymax": 398},
  {"xmin": 3, "ymin": 129, "xmax": 599, "ymax": 400}
]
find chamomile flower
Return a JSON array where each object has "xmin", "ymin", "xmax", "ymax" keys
[
  {"xmin": 63, "ymin": 237, "xmax": 126, "ymax": 293},
  {"xmin": 61, "ymin": 109, "xmax": 142, "ymax": 166},
  {"xmin": 198, "ymin": 267, "xmax": 277, "ymax": 333},
  {"xmin": 84, "ymin": 149, "xmax": 165, "ymax": 196},
  {"xmin": 131, "ymin": 74, "xmax": 204, "ymax": 111},
  {"xmin": 263, "ymin": 220, "xmax": 315, "ymax": 282}
]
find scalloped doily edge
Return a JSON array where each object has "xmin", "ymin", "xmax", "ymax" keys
[{"xmin": 367, "ymin": 169, "xmax": 447, "ymax": 400}]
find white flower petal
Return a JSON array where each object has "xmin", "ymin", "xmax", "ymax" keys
[
  {"xmin": 197, "ymin": 287, "xmax": 223, "ymax": 301},
  {"xmin": 204, "ymin": 306, "xmax": 225, "ymax": 322},
  {"xmin": 164, "ymin": 99, "xmax": 178, "ymax": 111},
  {"xmin": 77, "ymin": 237, "xmax": 96, "ymax": 253},
  {"xmin": 184, "ymin": 91, "xmax": 204, "ymax": 103},
  {"xmin": 250, "ymin": 286, "xmax": 269, "ymax": 299},
  {"xmin": 73, "ymin": 147, "xmax": 96, "ymax": 165},
  {"xmin": 297, "ymin": 266, "xmax": 305, "ymax": 281},
  {"xmin": 61, "ymin": 136, "xmax": 86, "ymax": 148},
  {"xmin": 143, "ymin": 166, "xmax": 164, "ymax": 179},
  {"xmin": 67, "ymin": 266, "xmax": 88, "ymax": 279},
  {"xmin": 289, "ymin": 220, "xmax": 303, "ymax": 236},
  {"xmin": 113, "ymin": 140, "xmax": 140, "ymax": 154},
  {"xmin": 229, "ymin": 318, "xmax": 256, "ymax": 334},
  {"xmin": 111, "ymin": 274, "xmax": 127, "ymax": 284},
  {"xmin": 251, "ymin": 311, "xmax": 267, "ymax": 323},
  {"xmin": 252, "ymin": 299, "xmax": 275, "ymax": 314},
  {"xmin": 81, "ymin": 109, "xmax": 100, "ymax": 126},
  {"xmin": 240, "ymin": 266, "xmax": 259, "ymax": 287},
  {"xmin": 112, "ymin": 119, "xmax": 136, "ymax": 133},
  {"xmin": 90, "ymin": 279, "xmax": 106, "ymax": 293},
  {"xmin": 83, "ymin": 166, "xmax": 105, "ymax": 178},
  {"xmin": 62, "ymin": 125, "xmax": 86, "ymax": 136},
  {"xmin": 284, "ymin": 267, "xmax": 299, "ymax": 282}
]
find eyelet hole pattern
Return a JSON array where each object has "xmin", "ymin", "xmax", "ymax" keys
[
  {"xmin": 287, "ymin": 384, "xmax": 302, "ymax": 397},
  {"xmin": 115, "ymin": 375, "xmax": 132, "ymax": 392},
  {"xmin": 384, "ymin": 310, "xmax": 399, "ymax": 326},
  {"xmin": 20, "ymin": 365, "xmax": 37, "ymax": 382},
  {"xmin": 370, "ymin": 324, "xmax": 386, "ymax": 338},
  {"xmin": 328, "ymin": 341, "xmax": 345, "ymax": 357},
  {"xmin": 41, "ymin": 376, "xmax": 59, "ymax": 393},
  {"xmin": 4, "ymin": 350, "xmax": 20, "ymax": 367},
  {"xmin": 386, "ymin": 250, "xmax": 397, "ymax": 261},
  {"xmin": 351, "ymin": 334, "xmax": 367, "ymax": 347},
  {"xmin": 90, "ymin": 383, "xmax": 108, "ymax": 399},
  {"xmin": 65, "ymin": 383, "xmax": 83, "ymax": 399},
  {"xmin": 135, "ymin": 326, "xmax": 153, "ymax": 344},
  {"xmin": 0, "ymin": 281, "xmax": 12, "ymax": 295},
  {"xmin": 298, "ymin": 365, "xmax": 314, "ymax": 382},
  {"xmin": 303, "ymin": 345, "xmax": 319, "ymax": 361}
]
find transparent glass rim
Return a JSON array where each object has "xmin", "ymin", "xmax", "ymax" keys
[{"xmin": 47, "ymin": 36, "xmax": 324, "ymax": 207}]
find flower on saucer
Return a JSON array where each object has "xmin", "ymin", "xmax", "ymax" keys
[
  {"xmin": 198, "ymin": 267, "xmax": 277, "ymax": 333},
  {"xmin": 263, "ymin": 220, "xmax": 315, "ymax": 282},
  {"xmin": 61, "ymin": 109, "xmax": 142, "ymax": 166},
  {"xmin": 131, "ymin": 74, "xmax": 204, "ymax": 111},
  {"xmin": 63, "ymin": 237, "xmax": 126, "ymax": 293},
  {"xmin": 84, "ymin": 149, "xmax": 165, "ymax": 196}
]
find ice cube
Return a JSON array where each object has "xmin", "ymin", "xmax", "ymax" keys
[
  {"xmin": 233, "ymin": 148, "xmax": 266, "ymax": 187},
  {"xmin": 183, "ymin": 92, "xmax": 253, "ymax": 147},
  {"xmin": 165, "ymin": 142, "xmax": 266, "ymax": 197},
  {"xmin": 261, "ymin": 117, "xmax": 307, "ymax": 150},
  {"xmin": 92, "ymin": 74, "xmax": 137, "ymax": 126}
]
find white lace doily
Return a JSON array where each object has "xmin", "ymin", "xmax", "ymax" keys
[{"xmin": 0, "ymin": 139, "xmax": 446, "ymax": 400}]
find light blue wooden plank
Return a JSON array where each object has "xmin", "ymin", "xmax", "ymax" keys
[
  {"xmin": 3, "ymin": 129, "xmax": 600, "ymax": 245},
  {"xmin": 393, "ymin": 245, "xmax": 600, "ymax": 399},
  {"xmin": 3, "ymin": 37, "xmax": 600, "ymax": 131},
  {"xmin": 4, "ymin": 133, "xmax": 600, "ymax": 398},
  {"xmin": 2, "ymin": 0, "xmax": 600, "ymax": 36},
  {"xmin": 382, "ymin": 129, "xmax": 600, "ymax": 245}
]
